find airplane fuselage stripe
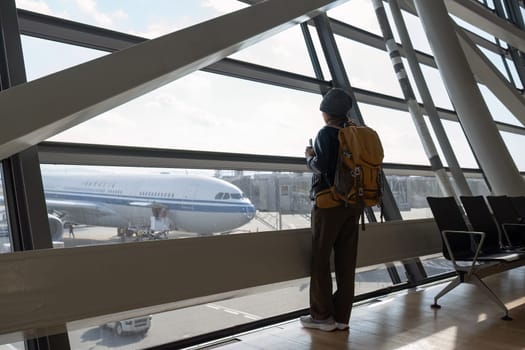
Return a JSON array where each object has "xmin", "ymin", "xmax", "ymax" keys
[{"xmin": 45, "ymin": 190, "xmax": 256, "ymax": 213}]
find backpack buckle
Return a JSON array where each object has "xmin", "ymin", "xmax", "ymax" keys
[
  {"xmin": 352, "ymin": 167, "xmax": 361, "ymax": 176},
  {"xmin": 343, "ymin": 151, "xmax": 352, "ymax": 159}
]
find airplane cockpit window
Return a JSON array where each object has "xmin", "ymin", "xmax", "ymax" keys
[{"xmin": 214, "ymin": 193, "xmax": 242, "ymax": 200}]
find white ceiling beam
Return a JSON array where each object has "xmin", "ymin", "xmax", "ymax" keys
[{"xmin": 0, "ymin": 0, "xmax": 348, "ymax": 161}]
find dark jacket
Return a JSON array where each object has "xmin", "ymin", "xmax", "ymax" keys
[{"xmin": 306, "ymin": 123, "xmax": 342, "ymax": 200}]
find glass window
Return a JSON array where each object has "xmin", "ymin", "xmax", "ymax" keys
[
  {"xmin": 478, "ymin": 46, "xmax": 514, "ymax": 84},
  {"xmin": 330, "ymin": 0, "xmax": 431, "ymax": 55},
  {"xmin": 384, "ymin": 170, "xmax": 491, "ymax": 219},
  {"xmin": 45, "ymin": 71, "xmax": 324, "ymax": 157},
  {"xmin": 500, "ymin": 131, "xmax": 525, "ymax": 171},
  {"xmin": 400, "ymin": 9, "xmax": 433, "ymax": 54},
  {"xmin": 355, "ymin": 264, "xmax": 396, "ymax": 292},
  {"xmin": 425, "ymin": 117, "xmax": 480, "ymax": 169},
  {"xmin": 67, "ymin": 261, "xmax": 395, "ymax": 349},
  {"xmin": 478, "ymin": 84, "xmax": 523, "ymax": 126},
  {"xmin": 40, "ymin": 164, "xmax": 315, "ymax": 248},
  {"xmin": 66, "ymin": 262, "xmax": 406, "ymax": 349},
  {"xmin": 21, "ymin": 36, "xmax": 107, "ymax": 81},
  {"xmin": 336, "ymin": 37, "xmax": 403, "ymax": 98},
  {"xmin": 505, "ymin": 56, "xmax": 524, "ymax": 90},
  {"xmin": 16, "ymin": 0, "xmax": 247, "ymax": 39},
  {"xmin": 358, "ymin": 103, "xmax": 429, "ymax": 165},
  {"xmin": 327, "ymin": 0, "xmax": 382, "ymax": 36},
  {"xmin": 385, "ymin": 174, "xmax": 442, "ymax": 219},
  {"xmin": 467, "ymin": 176, "xmax": 491, "ymax": 196},
  {"xmin": 401, "ymin": 57, "xmax": 453, "ymax": 109},
  {"xmin": 451, "ymin": 15, "xmax": 497, "ymax": 44},
  {"xmin": 229, "ymin": 25, "xmax": 318, "ymax": 77},
  {"xmin": 419, "ymin": 64, "xmax": 453, "ymax": 109},
  {"xmin": 68, "ymin": 311, "xmax": 157, "ymax": 349},
  {"xmin": 308, "ymin": 24, "xmax": 333, "ymax": 80},
  {"xmin": 42, "ymin": 164, "xmax": 455, "ymax": 312},
  {"xmin": 384, "ymin": 170, "xmax": 492, "ymax": 219},
  {"xmin": 386, "ymin": 5, "xmax": 433, "ymax": 55},
  {"xmin": 482, "ymin": 0, "xmax": 496, "ymax": 10}
]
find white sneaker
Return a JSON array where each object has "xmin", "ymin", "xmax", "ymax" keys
[
  {"xmin": 336, "ymin": 322, "xmax": 349, "ymax": 331},
  {"xmin": 299, "ymin": 315, "xmax": 337, "ymax": 331}
]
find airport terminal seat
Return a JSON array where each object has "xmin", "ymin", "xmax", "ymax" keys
[
  {"xmin": 427, "ymin": 196, "xmax": 525, "ymax": 320},
  {"xmin": 509, "ymin": 196, "xmax": 525, "ymax": 218},
  {"xmin": 459, "ymin": 195, "xmax": 504, "ymax": 254},
  {"xmin": 486, "ymin": 195, "xmax": 525, "ymax": 249}
]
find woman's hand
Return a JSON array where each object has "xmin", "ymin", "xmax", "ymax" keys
[{"xmin": 305, "ymin": 146, "xmax": 315, "ymax": 158}]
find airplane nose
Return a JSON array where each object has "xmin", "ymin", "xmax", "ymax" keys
[{"xmin": 243, "ymin": 204, "xmax": 256, "ymax": 220}]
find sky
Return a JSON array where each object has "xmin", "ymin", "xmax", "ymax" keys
[{"xmin": 13, "ymin": 0, "xmax": 525, "ymax": 170}]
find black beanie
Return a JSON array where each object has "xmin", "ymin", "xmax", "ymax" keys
[{"xmin": 319, "ymin": 88, "xmax": 353, "ymax": 118}]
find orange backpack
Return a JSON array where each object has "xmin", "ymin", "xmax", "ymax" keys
[
  {"xmin": 315, "ymin": 122, "xmax": 384, "ymax": 228},
  {"xmin": 333, "ymin": 123, "xmax": 384, "ymax": 208}
]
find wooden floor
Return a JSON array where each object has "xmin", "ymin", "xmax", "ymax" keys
[{"xmin": 193, "ymin": 267, "xmax": 525, "ymax": 350}]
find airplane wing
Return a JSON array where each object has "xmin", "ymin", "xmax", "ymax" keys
[{"xmin": 45, "ymin": 199, "xmax": 116, "ymax": 218}]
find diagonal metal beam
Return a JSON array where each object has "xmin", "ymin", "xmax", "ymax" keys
[
  {"xmin": 385, "ymin": 0, "xmax": 507, "ymax": 58},
  {"xmin": 456, "ymin": 26, "xmax": 525, "ymax": 127},
  {"xmin": 0, "ymin": 0, "xmax": 348, "ymax": 161},
  {"xmin": 445, "ymin": 0, "xmax": 525, "ymax": 53}
]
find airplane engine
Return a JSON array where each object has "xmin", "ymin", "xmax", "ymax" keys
[{"xmin": 48, "ymin": 214, "xmax": 64, "ymax": 241}]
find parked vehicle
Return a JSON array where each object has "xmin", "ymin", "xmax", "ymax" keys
[{"xmin": 104, "ymin": 316, "xmax": 152, "ymax": 336}]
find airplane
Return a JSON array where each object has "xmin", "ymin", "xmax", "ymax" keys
[{"xmin": 38, "ymin": 170, "xmax": 256, "ymax": 241}]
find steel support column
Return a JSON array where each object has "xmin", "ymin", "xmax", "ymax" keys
[
  {"xmin": 388, "ymin": 0, "xmax": 472, "ymax": 197},
  {"xmin": 0, "ymin": 0, "xmax": 70, "ymax": 348},
  {"xmin": 372, "ymin": 0, "xmax": 456, "ymax": 200},
  {"xmin": 414, "ymin": 0, "xmax": 525, "ymax": 196},
  {"xmin": 0, "ymin": 0, "xmax": 52, "ymax": 252},
  {"xmin": 301, "ymin": 22, "xmax": 325, "ymax": 81}
]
